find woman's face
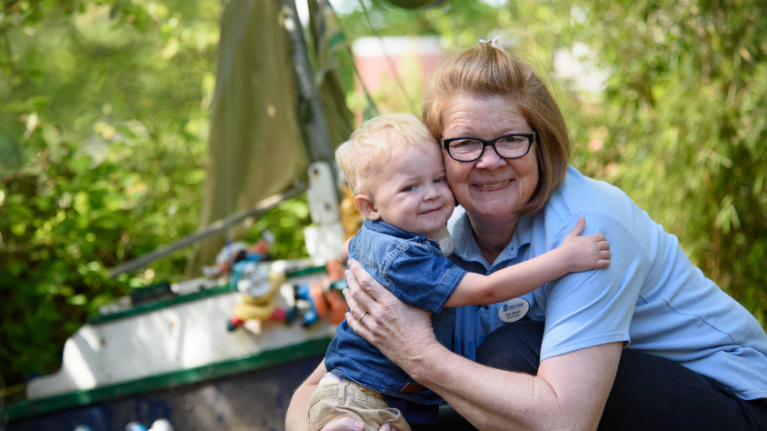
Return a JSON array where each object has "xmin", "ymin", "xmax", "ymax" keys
[{"xmin": 442, "ymin": 95, "xmax": 539, "ymax": 227}]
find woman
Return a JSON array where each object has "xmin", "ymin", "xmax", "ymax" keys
[{"xmin": 287, "ymin": 42, "xmax": 767, "ymax": 431}]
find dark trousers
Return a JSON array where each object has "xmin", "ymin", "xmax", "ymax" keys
[{"xmin": 413, "ymin": 320, "xmax": 767, "ymax": 430}]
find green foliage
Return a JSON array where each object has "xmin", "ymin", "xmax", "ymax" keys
[
  {"xmin": 0, "ymin": 0, "xmax": 217, "ymax": 385},
  {"xmin": 0, "ymin": 0, "xmax": 311, "ymax": 387},
  {"xmin": 559, "ymin": 0, "xmax": 767, "ymax": 325}
]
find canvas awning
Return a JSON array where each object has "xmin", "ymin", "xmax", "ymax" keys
[{"xmin": 187, "ymin": 0, "xmax": 352, "ymax": 276}]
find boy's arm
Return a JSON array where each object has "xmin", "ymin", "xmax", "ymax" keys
[
  {"xmin": 446, "ymin": 250, "xmax": 570, "ymax": 307},
  {"xmin": 445, "ymin": 217, "xmax": 610, "ymax": 307}
]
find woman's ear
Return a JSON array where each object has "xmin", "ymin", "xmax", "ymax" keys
[{"xmin": 354, "ymin": 195, "xmax": 380, "ymax": 220}]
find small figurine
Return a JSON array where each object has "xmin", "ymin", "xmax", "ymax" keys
[
  {"xmin": 122, "ymin": 419, "xmax": 173, "ymax": 431},
  {"xmin": 125, "ymin": 423, "xmax": 148, "ymax": 431},
  {"xmin": 294, "ymin": 259, "xmax": 348, "ymax": 327},
  {"xmin": 149, "ymin": 419, "xmax": 174, "ymax": 431},
  {"xmin": 203, "ymin": 231, "xmax": 275, "ymax": 279},
  {"xmin": 227, "ymin": 262, "xmax": 297, "ymax": 333}
]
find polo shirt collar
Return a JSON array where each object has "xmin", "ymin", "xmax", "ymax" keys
[{"xmin": 449, "ymin": 207, "xmax": 534, "ymax": 272}]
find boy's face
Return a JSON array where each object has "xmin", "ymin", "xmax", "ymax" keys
[{"xmin": 366, "ymin": 142, "xmax": 455, "ymax": 237}]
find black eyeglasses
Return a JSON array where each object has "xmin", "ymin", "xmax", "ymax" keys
[{"xmin": 442, "ymin": 131, "xmax": 539, "ymax": 162}]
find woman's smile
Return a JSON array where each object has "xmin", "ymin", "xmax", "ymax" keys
[{"xmin": 473, "ymin": 179, "xmax": 513, "ymax": 190}]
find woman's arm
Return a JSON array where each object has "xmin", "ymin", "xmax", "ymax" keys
[
  {"xmin": 286, "ymin": 361, "xmax": 326, "ymax": 431},
  {"xmin": 412, "ymin": 339, "xmax": 621, "ymax": 431},
  {"xmin": 446, "ymin": 217, "xmax": 610, "ymax": 307},
  {"xmin": 344, "ymin": 260, "xmax": 621, "ymax": 431}
]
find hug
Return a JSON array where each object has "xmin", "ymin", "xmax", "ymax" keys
[{"xmin": 287, "ymin": 41, "xmax": 767, "ymax": 431}]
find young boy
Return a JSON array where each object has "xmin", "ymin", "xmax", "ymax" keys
[{"xmin": 308, "ymin": 114, "xmax": 610, "ymax": 431}]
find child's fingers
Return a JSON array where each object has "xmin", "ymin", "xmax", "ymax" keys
[
  {"xmin": 566, "ymin": 216, "xmax": 586, "ymax": 237},
  {"xmin": 596, "ymin": 259, "xmax": 611, "ymax": 268},
  {"xmin": 587, "ymin": 233, "xmax": 607, "ymax": 243},
  {"xmin": 600, "ymin": 250, "xmax": 611, "ymax": 261},
  {"xmin": 597, "ymin": 240, "xmax": 610, "ymax": 250}
]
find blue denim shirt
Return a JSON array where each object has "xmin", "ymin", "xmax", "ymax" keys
[{"xmin": 324, "ymin": 219, "xmax": 467, "ymax": 404}]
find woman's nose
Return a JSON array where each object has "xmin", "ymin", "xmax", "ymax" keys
[{"xmin": 474, "ymin": 145, "xmax": 506, "ymax": 169}]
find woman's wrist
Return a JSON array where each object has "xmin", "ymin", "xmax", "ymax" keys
[{"xmin": 405, "ymin": 338, "xmax": 450, "ymax": 383}]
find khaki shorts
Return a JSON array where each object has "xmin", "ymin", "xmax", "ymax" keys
[{"xmin": 308, "ymin": 375, "xmax": 411, "ymax": 431}]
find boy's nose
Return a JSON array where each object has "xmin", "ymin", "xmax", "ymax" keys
[{"xmin": 423, "ymin": 186, "xmax": 439, "ymax": 201}]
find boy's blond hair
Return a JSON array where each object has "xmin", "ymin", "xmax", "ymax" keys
[{"xmin": 336, "ymin": 114, "xmax": 437, "ymax": 195}]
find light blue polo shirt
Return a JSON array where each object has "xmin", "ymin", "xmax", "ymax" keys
[{"xmin": 449, "ymin": 166, "xmax": 767, "ymax": 401}]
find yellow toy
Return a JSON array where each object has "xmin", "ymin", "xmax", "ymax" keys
[{"xmin": 227, "ymin": 264, "xmax": 295, "ymax": 333}]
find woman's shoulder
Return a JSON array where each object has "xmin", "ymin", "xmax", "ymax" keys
[
  {"xmin": 545, "ymin": 166, "xmax": 640, "ymax": 225},
  {"xmin": 538, "ymin": 166, "xmax": 664, "ymax": 257}
]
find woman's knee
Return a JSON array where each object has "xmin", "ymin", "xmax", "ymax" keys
[{"xmin": 475, "ymin": 321, "xmax": 544, "ymax": 375}]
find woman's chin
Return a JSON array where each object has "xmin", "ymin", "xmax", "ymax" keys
[{"xmin": 467, "ymin": 196, "xmax": 522, "ymax": 225}]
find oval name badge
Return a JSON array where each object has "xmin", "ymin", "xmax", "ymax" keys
[{"xmin": 498, "ymin": 298, "xmax": 530, "ymax": 323}]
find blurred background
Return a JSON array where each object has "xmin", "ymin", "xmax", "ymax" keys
[{"xmin": 1, "ymin": 0, "xmax": 766, "ymax": 394}]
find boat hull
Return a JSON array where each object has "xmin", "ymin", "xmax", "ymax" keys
[{"xmin": 7, "ymin": 354, "xmax": 324, "ymax": 431}]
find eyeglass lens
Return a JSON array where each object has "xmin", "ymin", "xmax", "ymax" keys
[{"xmin": 448, "ymin": 136, "xmax": 530, "ymax": 161}]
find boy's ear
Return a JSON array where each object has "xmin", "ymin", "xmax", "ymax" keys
[{"xmin": 354, "ymin": 195, "xmax": 380, "ymax": 220}]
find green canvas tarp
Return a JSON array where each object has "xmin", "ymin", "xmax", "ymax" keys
[{"xmin": 187, "ymin": 0, "xmax": 352, "ymax": 276}]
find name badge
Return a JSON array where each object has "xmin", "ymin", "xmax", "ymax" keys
[{"xmin": 498, "ymin": 298, "xmax": 529, "ymax": 323}]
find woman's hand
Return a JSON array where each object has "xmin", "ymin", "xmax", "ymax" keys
[{"xmin": 343, "ymin": 259, "xmax": 439, "ymax": 374}]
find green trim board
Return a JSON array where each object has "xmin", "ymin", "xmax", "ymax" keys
[
  {"xmin": 87, "ymin": 284, "xmax": 238, "ymax": 325},
  {"xmin": 88, "ymin": 265, "xmax": 328, "ymax": 325},
  {"xmin": 286, "ymin": 265, "xmax": 327, "ymax": 278},
  {"xmin": 5, "ymin": 337, "xmax": 331, "ymax": 422}
]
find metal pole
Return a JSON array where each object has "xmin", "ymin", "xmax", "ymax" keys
[
  {"xmin": 281, "ymin": 0, "xmax": 335, "ymax": 167},
  {"xmin": 109, "ymin": 185, "xmax": 307, "ymax": 278}
]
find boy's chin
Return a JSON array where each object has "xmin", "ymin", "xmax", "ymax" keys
[{"xmin": 425, "ymin": 219, "xmax": 453, "ymax": 238}]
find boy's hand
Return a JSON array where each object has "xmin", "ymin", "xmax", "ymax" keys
[{"xmin": 560, "ymin": 217, "xmax": 611, "ymax": 272}]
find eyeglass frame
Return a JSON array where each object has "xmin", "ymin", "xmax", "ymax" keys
[{"xmin": 441, "ymin": 130, "xmax": 540, "ymax": 162}]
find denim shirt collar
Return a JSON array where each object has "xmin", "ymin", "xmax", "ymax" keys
[
  {"xmin": 363, "ymin": 219, "xmax": 441, "ymax": 248},
  {"xmin": 448, "ymin": 206, "xmax": 534, "ymax": 272}
]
